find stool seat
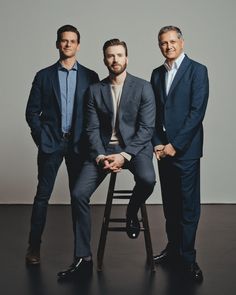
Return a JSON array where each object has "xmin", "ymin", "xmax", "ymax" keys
[{"xmin": 97, "ymin": 171, "xmax": 155, "ymax": 272}]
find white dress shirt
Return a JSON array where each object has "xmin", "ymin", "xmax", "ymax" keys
[
  {"xmin": 164, "ymin": 52, "xmax": 185, "ymax": 95},
  {"xmin": 155, "ymin": 52, "xmax": 185, "ymax": 148}
]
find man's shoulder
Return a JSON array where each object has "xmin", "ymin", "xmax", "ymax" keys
[
  {"xmin": 151, "ymin": 64, "xmax": 165, "ymax": 76},
  {"xmin": 77, "ymin": 62, "xmax": 98, "ymax": 76},
  {"xmin": 126, "ymin": 73, "xmax": 151, "ymax": 87},
  {"xmin": 89, "ymin": 73, "xmax": 152, "ymax": 89},
  {"xmin": 36, "ymin": 62, "xmax": 98, "ymax": 76},
  {"xmin": 35, "ymin": 63, "xmax": 57, "ymax": 76},
  {"xmin": 88, "ymin": 79, "xmax": 104, "ymax": 92},
  {"xmin": 184, "ymin": 56, "xmax": 207, "ymax": 71}
]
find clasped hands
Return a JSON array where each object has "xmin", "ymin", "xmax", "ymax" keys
[
  {"xmin": 98, "ymin": 154, "xmax": 125, "ymax": 173},
  {"xmin": 155, "ymin": 143, "xmax": 176, "ymax": 160}
]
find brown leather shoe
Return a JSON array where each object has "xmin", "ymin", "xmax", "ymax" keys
[{"xmin": 25, "ymin": 246, "xmax": 40, "ymax": 265}]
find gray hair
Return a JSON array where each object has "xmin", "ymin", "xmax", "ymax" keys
[{"xmin": 158, "ymin": 26, "xmax": 183, "ymax": 43}]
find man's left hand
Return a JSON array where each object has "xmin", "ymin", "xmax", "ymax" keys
[
  {"xmin": 103, "ymin": 154, "xmax": 125, "ymax": 172},
  {"xmin": 163, "ymin": 143, "xmax": 176, "ymax": 157}
]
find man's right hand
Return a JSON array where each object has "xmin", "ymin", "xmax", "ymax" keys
[{"xmin": 154, "ymin": 144, "xmax": 166, "ymax": 160}]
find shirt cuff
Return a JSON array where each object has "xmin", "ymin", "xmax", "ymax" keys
[{"xmin": 120, "ymin": 152, "xmax": 132, "ymax": 161}]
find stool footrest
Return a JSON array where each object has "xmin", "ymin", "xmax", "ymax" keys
[
  {"xmin": 108, "ymin": 226, "xmax": 146, "ymax": 231},
  {"xmin": 112, "ymin": 195, "xmax": 131, "ymax": 199},
  {"xmin": 114, "ymin": 190, "xmax": 133, "ymax": 193},
  {"xmin": 108, "ymin": 227, "xmax": 126, "ymax": 231},
  {"xmin": 109, "ymin": 218, "xmax": 126, "ymax": 222},
  {"xmin": 108, "ymin": 218, "xmax": 143, "ymax": 223}
]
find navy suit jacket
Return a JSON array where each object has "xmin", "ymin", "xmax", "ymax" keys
[
  {"xmin": 151, "ymin": 55, "xmax": 209, "ymax": 160},
  {"xmin": 26, "ymin": 61, "xmax": 99, "ymax": 153},
  {"xmin": 85, "ymin": 73, "xmax": 156, "ymax": 160}
]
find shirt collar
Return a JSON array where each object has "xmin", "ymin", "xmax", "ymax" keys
[
  {"xmin": 164, "ymin": 52, "xmax": 185, "ymax": 71},
  {"xmin": 58, "ymin": 61, "xmax": 78, "ymax": 71}
]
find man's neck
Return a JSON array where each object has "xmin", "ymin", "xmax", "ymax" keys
[
  {"xmin": 166, "ymin": 52, "xmax": 185, "ymax": 68},
  {"xmin": 60, "ymin": 57, "xmax": 77, "ymax": 70},
  {"xmin": 109, "ymin": 71, "xmax": 127, "ymax": 85},
  {"xmin": 166, "ymin": 59, "xmax": 174, "ymax": 67}
]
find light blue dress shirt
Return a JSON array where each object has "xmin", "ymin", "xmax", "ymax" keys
[{"xmin": 58, "ymin": 62, "xmax": 77, "ymax": 133}]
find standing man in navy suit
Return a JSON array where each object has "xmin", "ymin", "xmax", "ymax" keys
[
  {"xmin": 151, "ymin": 26, "xmax": 209, "ymax": 282},
  {"xmin": 25, "ymin": 25, "xmax": 99, "ymax": 265},
  {"xmin": 57, "ymin": 38, "xmax": 156, "ymax": 280}
]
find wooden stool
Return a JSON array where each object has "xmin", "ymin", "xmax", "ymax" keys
[{"xmin": 97, "ymin": 172, "xmax": 155, "ymax": 272}]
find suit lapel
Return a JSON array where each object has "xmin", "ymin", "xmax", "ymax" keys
[
  {"xmin": 101, "ymin": 77, "xmax": 114, "ymax": 119},
  {"xmin": 159, "ymin": 66, "xmax": 167, "ymax": 103},
  {"xmin": 167, "ymin": 55, "xmax": 191, "ymax": 97},
  {"xmin": 74, "ymin": 62, "xmax": 87, "ymax": 114},
  {"xmin": 51, "ymin": 63, "xmax": 61, "ymax": 110},
  {"xmin": 118, "ymin": 73, "xmax": 133, "ymax": 113},
  {"xmin": 100, "ymin": 73, "xmax": 134, "ymax": 126}
]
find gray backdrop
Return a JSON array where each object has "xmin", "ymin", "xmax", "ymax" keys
[{"xmin": 0, "ymin": 0, "xmax": 235, "ymax": 204}]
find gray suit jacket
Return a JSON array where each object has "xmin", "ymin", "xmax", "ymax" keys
[{"xmin": 86, "ymin": 73, "xmax": 156, "ymax": 160}]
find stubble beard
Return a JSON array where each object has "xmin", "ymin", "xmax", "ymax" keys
[{"xmin": 108, "ymin": 62, "xmax": 127, "ymax": 76}]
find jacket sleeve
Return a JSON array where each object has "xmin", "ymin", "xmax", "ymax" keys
[
  {"xmin": 150, "ymin": 70, "xmax": 164, "ymax": 148},
  {"xmin": 92, "ymin": 72, "xmax": 100, "ymax": 84},
  {"xmin": 25, "ymin": 72, "xmax": 42, "ymax": 146}
]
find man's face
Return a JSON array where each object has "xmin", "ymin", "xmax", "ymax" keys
[
  {"xmin": 56, "ymin": 31, "xmax": 80, "ymax": 59},
  {"xmin": 104, "ymin": 45, "xmax": 128, "ymax": 75},
  {"xmin": 159, "ymin": 30, "xmax": 184, "ymax": 62}
]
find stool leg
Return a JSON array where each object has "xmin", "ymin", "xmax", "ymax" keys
[
  {"xmin": 97, "ymin": 173, "xmax": 117, "ymax": 271},
  {"xmin": 140, "ymin": 204, "xmax": 156, "ymax": 272}
]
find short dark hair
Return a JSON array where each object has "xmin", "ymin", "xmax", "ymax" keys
[
  {"xmin": 158, "ymin": 26, "xmax": 183, "ymax": 43},
  {"xmin": 103, "ymin": 39, "xmax": 128, "ymax": 57},
  {"xmin": 56, "ymin": 24, "xmax": 80, "ymax": 43}
]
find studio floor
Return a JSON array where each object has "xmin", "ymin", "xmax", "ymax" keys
[{"xmin": 0, "ymin": 204, "xmax": 235, "ymax": 295}]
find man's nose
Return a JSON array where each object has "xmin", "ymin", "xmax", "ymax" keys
[{"xmin": 166, "ymin": 42, "xmax": 172, "ymax": 49}]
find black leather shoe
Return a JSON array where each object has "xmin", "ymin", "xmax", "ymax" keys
[
  {"xmin": 126, "ymin": 215, "xmax": 140, "ymax": 239},
  {"xmin": 153, "ymin": 246, "xmax": 180, "ymax": 264},
  {"xmin": 57, "ymin": 258, "xmax": 93, "ymax": 280},
  {"xmin": 25, "ymin": 245, "xmax": 40, "ymax": 265},
  {"xmin": 153, "ymin": 248, "xmax": 169, "ymax": 263},
  {"xmin": 183, "ymin": 262, "xmax": 203, "ymax": 283}
]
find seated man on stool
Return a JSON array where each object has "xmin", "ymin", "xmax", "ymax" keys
[{"xmin": 57, "ymin": 38, "xmax": 156, "ymax": 280}]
